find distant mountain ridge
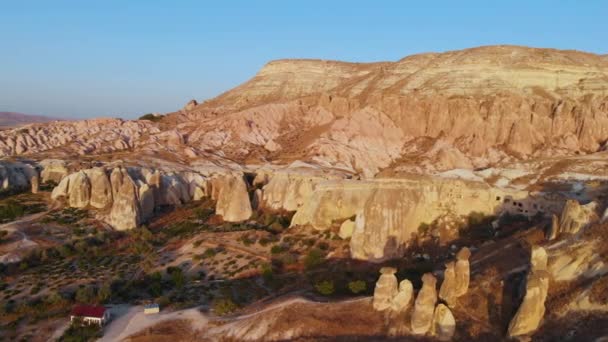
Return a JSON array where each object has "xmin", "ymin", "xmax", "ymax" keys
[{"xmin": 0, "ymin": 112, "xmax": 61, "ymax": 127}]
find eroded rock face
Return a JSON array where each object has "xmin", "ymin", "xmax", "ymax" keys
[
  {"xmin": 109, "ymin": 167, "xmax": 141, "ymax": 230},
  {"xmin": 431, "ymin": 304, "xmax": 456, "ymax": 341},
  {"xmin": 67, "ymin": 171, "xmax": 91, "ymax": 208},
  {"xmin": 372, "ymin": 267, "xmax": 398, "ymax": 311},
  {"xmin": 85, "ymin": 168, "xmax": 113, "ymax": 209},
  {"xmin": 261, "ymin": 171, "xmax": 330, "ymax": 211},
  {"xmin": 291, "ymin": 176, "xmax": 529, "ymax": 261},
  {"xmin": 390, "ymin": 279, "xmax": 414, "ymax": 312},
  {"xmin": 411, "ymin": 273, "xmax": 438, "ymax": 335},
  {"xmin": 347, "ymin": 178, "xmax": 526, "ymax": 261},
  {"xmin": 40, "ymin": 159, "xmax": 68, "ymax": 183},
  {"xmin": 0, "ymin": 161, "xmax": 38, "ymax": 195},
  {"xmin": 508, "ymin": 246, "xmax": 550, "ymax": 338},
  {"xmin": 212, "ymin": 174, "xmax": 252, "ymax": 222},
  {"xmin": 49, "ymin": 165, "xmax": 254, "ymax": 230},
  {"xmin": 439, "ymin": 261, "xmax": 458, "ymax": 305},
  {"xmin": 548, "ymin": 240, "xmax": 607, "ymax": 282},
  {"xmin": 454, "ymin": 247, "xmax": 471, "ymax": 297},
  {"xmin": 549, "ymin": 200, "xmax": 598, "ymax": 239}
]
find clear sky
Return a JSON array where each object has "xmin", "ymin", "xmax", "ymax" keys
[{"xmin": 1, "ymin": 1, "xmax": 606, "ymax": 119}]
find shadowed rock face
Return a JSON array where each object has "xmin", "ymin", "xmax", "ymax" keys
[
  {"xmin": 0, "ymin": 161, "xmax": 38, "ymax": 193},
  {"xmin": 508, "ymin": 246, "xmax": 550, "ymax": 338},
  {"xmin": 549, "ymin": 199, "xmax": 598, "ymax": 239}
]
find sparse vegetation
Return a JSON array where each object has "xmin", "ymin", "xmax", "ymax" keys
[
  {"xmin": 212, "ymin": 298, "xmax": 238, "ymax": 316},
  {"xmin": 138, "ymin": 113, "xmax": 162, "ymax": 122},
  {"xmin": 314, "ymin": 280, "xmax": 335, "ymax": 296},
  {"xmin": 347, "ymin": 280, "xmax": 367, "ymax": 294}
]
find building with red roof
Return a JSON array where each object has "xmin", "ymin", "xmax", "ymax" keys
[{"xmin": 70, "ymin": 304, "xmax": 110, "ymax": 326}]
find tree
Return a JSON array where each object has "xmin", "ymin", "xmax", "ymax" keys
[
  {"xmin": 75, "ymin": 286, "xmax": 95, "ymax": 303},
  {"xmin": 347, "ymin": 280, "xmax": 367, "ymax": 294},
  {"xmin": 97, "ymin": 282, "xmax": 112, "ymax": 303},
  {"xmin": 167, "ymin": 266, "xmax": 185, "ymax": 288},
  {"xmin": 304, "ymin": 248, "xmax": 325, "ymax": 270}
]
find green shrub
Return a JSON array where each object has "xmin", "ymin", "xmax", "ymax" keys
[
  {"xmin": 212, "ymin": 298, "xmax": 238, "ymax": 316},
  {"xmin": 270, "ymin": 244, "xmax": 287, "ymax": 254},
  {"xmin": 418, "ymin": 222, "xmax": 431, "ymax": 235},
  {"xmin": 347, "ymin": 280, "xmax": 367, "ymax": 294},
  {"xmin": 314, "ymin": 280, "xmax": 334, "ymax": 296},
  {"xmin": 304, "ymin": 248, "xmax": 324, "ymax": 270},
  {"xmin": 60, "ymin": 321, "xmax": 102, "ymax": 342},
  {"xmin": 0, "ymin": 200, "xmax": 25, "ymax": 222},
  {"xmin": 194, "ymin": 207, "xmax": 214, "ymax": 221},
  {"xmin": 138, "ymin": 113, "xmax": 162, "ymax": 122}
]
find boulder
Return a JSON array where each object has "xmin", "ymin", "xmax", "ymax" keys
[
  {"xmin": 339, "ymin": 219, "xmax": 355, "ymax": 239},
  {"xmin": 67, "ymin": 171, "xmax": 91, "ymax": 208},
  {"xmin": 51, "ymin": 175, "xmax": 70, "ymax": 200},
  {"xmin": 372, "ymin": 267, "xmax": 398, "ymax": 311},
  {"xmin": 108, "ymin": 168, "xmax": 141, "ymax": 230},
  {"xmin": 431, "ymin": 304, "xmax": 456, "ymax": 341},
  {"xmin": 390, "ymin": 279, "xmax": 414, "ymax": 312},
  {"xmin": 85, "ymin": 168, "xmax": 113, "ymax": 209},
  {"xmin": 213, "ymin": 174, "xmax": 252, "ymax": 222},
  {"xmin": 411, "ymin": 273, "xmax": 438, "ymax": 335}
]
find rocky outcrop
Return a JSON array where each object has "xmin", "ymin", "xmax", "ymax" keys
[
  {"xmin": 0, "ymin": 118, "xmax": 159, "ymax": 158},
  {"xmin": 439, "ymin": 261, "xmax": 458, "ymax": 305},
  {"xmin": 372, "ymin": 267, "xmax": 398, "ymax": 311},
  {"xmin": 431, "ymin": 304, "xmax": 456, "ymax": 341},
  {"xmin": 454, "ymin": 247, "xmax": 471, "ymax": 297},
  {"xmin": 0, "ymin": 161, "xmax": 38, "ymax": 193},
  {"xmin": 212, "ymin": 174, "xmax": 252, "ymax": 222},
  {"xmin": 548, "ymin": 199, "xmax": 598, "ymax": 239},
  {"xmin": 390, "ymin": 279, "xmax": 414, "ymax": 312},
  {"xmin": 109, "ymin": 167, "xmax": 141, "ymax": 230},
  {"xmin": 548, "ymin": 240, "xmax": 608, "ymax": 282},
  {"xmin": 48, "ymin": 165, "xmax": 254, "ymax": 230},
  {"xmin": 85, "ymin": 168, "xmax": 112, "ymax": 209},
  {"xmin": 260, "ymin": 171, "xmax": 329, "ymax": 212},
  {"xmin": 411, "ymin": 273, "xmax": 438, "ymax": 335},
  {"xmin": 508, "ymin": 246, "xmax": 550, "ymax": 338},
  {"xmin": 40, "ymin": 159, "xmax": 68, "ymax": 183},
  {"xmin": 339, "ymin": 219, "xmax": 355, "ymax": 239},
  {"xmin": 67, "ymin": 171, "xmax": 91, "ymax": 208},
  {"xmin": 291, "ymin": 176, "xmax": 528, "ymax": 261}
]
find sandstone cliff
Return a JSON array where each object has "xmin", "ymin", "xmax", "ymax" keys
[
  {"xmin": 292, "ymin": 175, "xmax": 530, "ymax": 260},
  {"xmin": 47, "ymin": 163, "xmax": 252, "ymax": 230},
  {"xmin": 1, "ymin": 46, "xmax": 607, "ymax": 178}
]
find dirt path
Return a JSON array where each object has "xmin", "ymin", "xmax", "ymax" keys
[
  {"xmin": 199, "ymin": 238, "xmax": 270, "ymax": 261},
  {"xmin": 99, "ymin": 305, "xmax": 208, "ymax": 342},
  {"xmin": 0, "ymin": 211, "xmax": 49, "ymax": 263}
]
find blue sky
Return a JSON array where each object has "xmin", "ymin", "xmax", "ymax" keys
[{"xmin": 0, "ymin": 1, "xmax": 606, "ymax": 119}]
